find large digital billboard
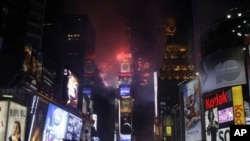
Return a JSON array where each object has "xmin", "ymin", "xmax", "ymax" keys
[
  {"xmin": 63, "ymin": 69, "xmax": 79, "ymax": 108},
  {"xmin": 202, "ymin": 47, "xmax": 246, "ymax": 93},
  {"xmin": 42, "ymin": 103, "xmax": 68, "ymax": 141},
  {"xmin": 65, "ymin": 113, "xmax": 83, "ymax": 141},
  {"xmin": 203, "ymin": 85, "xmax": 246, "ymax": 141}
]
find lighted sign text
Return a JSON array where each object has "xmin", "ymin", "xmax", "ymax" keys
[
  {"xmin": 232, "ymin": 86, "xmax": 245, "ymax": 125},
  {"xmin": 205, "ymin": 91, "xmax": 228, "ymax": 110}
]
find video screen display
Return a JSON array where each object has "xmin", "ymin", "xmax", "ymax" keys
[
  {"xmin": 118, "ymin": 76, "xmax": 132, "ymax": 85},
  {"xmin": 218, "ymin": 107, "xmax": 234, "ymax": 124},
  {"xmin": 42, "ymin": 103, "xmax": 68, "ymax": 141},
  {"xmin": 120, "ymin": 86, "xmax": 130, "ymax": 97},
  {"xmin": 5, "ymin": 101, "xmax": 27, "ymax": 141},
  {"xmin": 83, "ymin": 87, "xmax": 92, "ymax": 96},
  {"xmin": 65, "ymin": 113, "xmax": 83, "ymax": 141},
  {"xmin": 63, "ymin": 69, "xmax": 79, "ymax": 108}
]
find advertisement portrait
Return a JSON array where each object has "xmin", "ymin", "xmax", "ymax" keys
[
  {"xmin": 182, "ymin": 78, "xmax": 202, "ymax": 141},
  {"xmin": 42, "ymin": 103, "xmax": 68, "ymax": 141},
  {"xmin": 6, "ymin": 101, "xmax": 27, "ymax": 141},
  {"xmin": 205, "ymin": 108, "xmax": 219, "ymax": 141}
]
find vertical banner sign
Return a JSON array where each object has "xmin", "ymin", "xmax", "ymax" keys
[
  {"xmin": 183, "ymin": 78, "xmax": 202, "ymax": 141},
  {"xmin": 232, "ymin": 86, "xmax": 245, "ymax": 125}
]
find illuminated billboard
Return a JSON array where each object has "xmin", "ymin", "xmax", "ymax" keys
[
  {"xmin": 83, "ymin": 87, "xmax": 92, "ymax": 96},
  {"xmin": 120, "ymin": 98, "xmax": 133, "ymax": 113},
  {"xmin": 65, "ymin": 113, "xmax": 83, "ymax": 141},
  {"xmin": 218, "ymin": 107, "xmax": 234, "ymax": 124},
  {"xmin": 203, "ymin": 85, "xmax": 246, "ymax": 140},
  {"xmin": 63, "ymin": 69, "xmax": 79, "ymax": 108},
  {"xmin": 42, "ymin": 103, "xmax": 68, "ymax": 141},
  {"xmin": 182, "ymin": 78, "xmax": 202, "ymax": 141},
  {"xmin": 5, "ymin": 101, "xmax": 27, "ymax": 141},
  {"xmin": 202, "ymin": 47, "xmax": 246, "ymax": 93},
  {"xmin": 119, "ymin": 86, "xmax": 131, "ymax": 97},
  {"xmin": 118, "ymin": 76, "xmax": 132, "ymax": 85}
]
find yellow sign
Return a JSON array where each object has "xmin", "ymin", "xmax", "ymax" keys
[
  {"xmin": 166, "ymin": 126, "xmax": 172, "ymax": 136},
  {"xmin": 232, "ymin": 86, "xmax": 245, "ymax": 125}
]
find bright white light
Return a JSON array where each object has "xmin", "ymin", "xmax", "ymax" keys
[
  {"xmin": 227, "ymin": 14, "xmax": 231, "ymax": 19},
  {"xmin": 238, "ymin": 13, "xmax": 242, "ymax": 17},
  {"xmin": 154, "ymin": 71, "xmax": 158, "ymax": 117}
]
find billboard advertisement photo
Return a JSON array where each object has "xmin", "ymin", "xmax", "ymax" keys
[
  {"xmin": 182, "ymin": 78, "xmax": 202, "ymax": 141},
  {"xmin": 42, "ymin": 103, "xmax": 68, "ymax": 141},
  {"xmin": 5, "ymin": 101, "xmax": 27, "ymax": 141}
]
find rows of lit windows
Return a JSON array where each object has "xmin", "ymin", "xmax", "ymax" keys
[{"xmin": 67, "ymin": 34, "xmax": 80, "ymax": 40}]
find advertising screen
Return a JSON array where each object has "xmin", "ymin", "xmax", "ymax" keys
[
  {"xmin": 42, "ymin": 103, "xmax": 68, "ymax": 141},
  {"xmin": 63, "ymin": 69, "xmax": 79, "ymax": 108},
  {"xmin": 120, "ymin": 86, "xmax": 130, "ymax": 97},
  {"xmin": 0, "ymin": 101, "xmax": 8, "ymax": 141},
  {"xmin": 29, "ymin": 97, "xmax": 48, "ymax": 141},
  {"xmin": 218, "ymin": 107, "xmax": 233, "ymax": 124},
  {"xmin": 118, "ymin": 76, "xmax": 132, "ymax": 86},
  {"xmin": 202, "ymin": 47, "xmax": 246, "ymax": 93},
  {"xmin": 83, "ymin": 87, "xmax": 92, "ymax": 96},
  {"xmin": 65, "ymin": 113, "xmax": 83, "ymax": 141},
  {"xmin": 6, "ymin": 101, "xmax": 27, "ymax": 141}
]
